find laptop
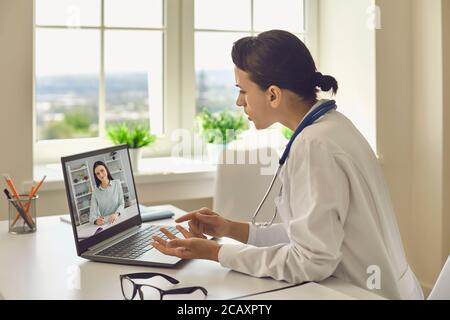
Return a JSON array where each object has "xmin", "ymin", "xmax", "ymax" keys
[{"xmin": 61, "ymin": 144, "xmax": 181, "ymax": 267}]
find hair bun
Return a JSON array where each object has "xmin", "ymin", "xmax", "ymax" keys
[
  {"xmin": 314, "ymin": 71, "xmax": 338, "ymax": 94},
  {"xmin": 314, "ymin": 72, "xmax": 323, "ymax": 85}
]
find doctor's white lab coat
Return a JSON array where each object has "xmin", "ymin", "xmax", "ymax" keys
[{"xmin": 217, "ymin": 100, "xmax": 424, "ymax": 300}]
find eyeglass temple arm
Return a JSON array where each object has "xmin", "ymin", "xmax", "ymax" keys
[
  {"xmin": 121, "ymin": 273, "xmax": 179, "ymax": 284},
  {"xmin": 164, "ymin": 286, "xmax": 208, "ymax": 296}
]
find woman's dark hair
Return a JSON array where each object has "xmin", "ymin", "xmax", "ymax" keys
[
  {"xmin": 232, "ymin": 30, "xmax": 338, "ymax": 102},
  {"xmin": 93, "ymin": 161, "xmax": 114, "ymax": 188}
]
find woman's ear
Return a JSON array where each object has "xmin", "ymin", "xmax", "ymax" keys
[{"xmin": 266, "ymin": 85, "xmax": 282, "ymax": 109}]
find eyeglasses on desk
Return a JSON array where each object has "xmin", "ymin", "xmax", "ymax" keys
[{"xmin": 120, "ymin": 272, "xmax": 208, "ymax": 300}]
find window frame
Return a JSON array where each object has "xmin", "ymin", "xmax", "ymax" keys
[
  {"xmin": 33, "ymin": 0, "xmax": 317, "ymax": 164},
  {"xmin": 181, "ymin": 0, "xmax": 317, "ymax": 130}
]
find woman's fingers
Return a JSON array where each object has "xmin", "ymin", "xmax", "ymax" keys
[
  {"xmin": 152, "ymin": 236, "xmax": 192, "ymax": 259},
  {"xmin": 176, "ymin": 225, "xmax": 192, "ymax": 238},
  {"xmin": 152, "ymin": 235, "xmax": 168, "ymax": 246},
  {"xmin": 159, "ymin": 228, "xmax": 178, "ymax": 240},
  {"xmin": 175, "ymin": 208, "xmax": 212, "ymax": 223},
  {"xmin": 189, "ymin": 220, "xmax": 204, "ymax": 235},
  {"xmin": 158, "ymin": 225, "xmax": 206, "ymax": 243},
  {"xmin": 167, "ymin": 238, "xmax": 193, "ymax": 249},
  {"xmin": 184, "ymin": 213, "xmax": 218, "ymax": 231},
  {"xmin": 195, "ymin": 213, "xmax": 218, "ymax": 224},
  {"xmin": 152, "ymin": 239, "xmax": 178, "ymax": 257},
  {"xmin": 175, "ymin": 212, "xmax": 197, "ymax": 223},
  {"xmin": 181, "ymin": 224, "xmax": 205, "ymax": 239},
  {"xmin": 175, "ymin": 225, "xmax": 207, "ymax": 239},
  {"xmin": 153, "ymin": 237, "xmax": 219, "ymax": 261}
]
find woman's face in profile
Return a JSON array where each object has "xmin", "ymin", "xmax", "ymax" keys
[
  {"xmin": 95, "ymin": 165, "xmax": 108, "ymax": 184},
  {"xmin": 234, "ymin": 67, "xmax": 276, "ymax": 130}
]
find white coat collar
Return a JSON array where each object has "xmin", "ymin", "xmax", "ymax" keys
[{"xmin": 296, "ymin": 99, "xmax": 331, "ymax": 128}]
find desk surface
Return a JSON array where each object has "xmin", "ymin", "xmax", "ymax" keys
[{"xmin": 0, "ymin": 205, "xmax": 384, "ymax": 300}]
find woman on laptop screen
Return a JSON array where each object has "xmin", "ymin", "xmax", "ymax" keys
[{"xmin": 89, "ymin": 161, "xmax": 124, "ymax": 226}]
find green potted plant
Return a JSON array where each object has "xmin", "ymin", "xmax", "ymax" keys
[
  {"xmin": 196, "ymin": 108, "xmax": 248, "ymax": 162},
  {"xmin": 106, "ymin": 123, "xmax": 156, "ymax": 172}
]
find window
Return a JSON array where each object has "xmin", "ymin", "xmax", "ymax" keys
[
  {"xmin": 194, "ymin": 0, "xmax": 308, "ymax": 114},
  {"xmin": 34, "ymin": 0, "xmax": 317, "ymax": 163},
  {"xmin": 34, "ymin": 0, "xmax": 164, "ymax": 141}
]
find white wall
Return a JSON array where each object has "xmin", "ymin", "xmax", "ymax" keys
[
  {"xmin": 374, "ymin": 0, "xmax": 413, "ymax": 266},
  {"xmin": 318, "ymin": 0, "xmax": 376, "ymax": 151},
  {"xmin": 320, "ymin": 0, "xmax": 450, "ymax": 294},
  {"xmin": 410, "ymin": 0, "xmax": 447, "ymax": 292},
  {"xmin": 0, "ymin": 0, "xmax": 33, "ymax": 221},
  {"xmin": 443, "ymin": 0, "xmax": 450, "ymax": 260}
]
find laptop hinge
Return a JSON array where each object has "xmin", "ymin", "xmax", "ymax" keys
[{"xmin": 87, "ymin": 225, "xmax": 140, "ymax": 252}]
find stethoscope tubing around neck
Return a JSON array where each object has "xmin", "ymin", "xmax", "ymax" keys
[
  {"xmin": 279, "ymin": 100, "xmax": 337, "ymax": 166},
  {"xmin": 251, "ymin": 100, "xmax": 337, "ymax": 228}
]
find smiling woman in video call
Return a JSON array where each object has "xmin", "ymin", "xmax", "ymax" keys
[
  {"xmin": 151, "ymin": 29, "xmax": 424, "ymax": 300},
  {"xmin": 89, "ymin": 161, "xmax": 124, "ymax": 226}
]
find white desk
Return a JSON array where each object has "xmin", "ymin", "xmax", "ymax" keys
[{"xmin": 0, "ymin": 205, "xmax": 384, "ymax": 300}]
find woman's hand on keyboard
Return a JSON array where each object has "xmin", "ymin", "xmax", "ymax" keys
[{"xmin": 152, "ymin": 226, "xmax": 220, "ymax": 261}]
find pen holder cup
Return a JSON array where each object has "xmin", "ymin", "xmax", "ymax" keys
[{"xmin": 8, "ymin": 195, "xmax": 38, "ymax": 234}]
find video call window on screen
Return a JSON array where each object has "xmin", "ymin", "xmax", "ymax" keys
[{"xmin": 64, "ymin": 148, "xmax": 139, "ymax": 241}]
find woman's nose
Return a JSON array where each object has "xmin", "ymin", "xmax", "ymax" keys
[{"xmin": 236, "ymin": 95, "xmax": 246, "ymax": 108}]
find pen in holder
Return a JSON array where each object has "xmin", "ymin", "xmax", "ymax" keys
[{"xmin": 8, "ymin": 194, "xmax": 38, "ymax": 234}]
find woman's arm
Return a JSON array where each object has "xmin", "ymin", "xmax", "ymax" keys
[
  {"xmin": 174, "ymin": 209, "xmax": 288, "ymax": 246},
  {"xmin": 246, "ymin": 223, "xmax": 290, "ymax": 247},
  {"xmin": 114, "ymin": 180, "xmax": 125, "ymax": 216},
  {"xmin": 89, "ymin": 192, "xmax": 101, "ymax": 224},
  {"xmin": 226, "ymin": 220, "xmax": 250, "ymax": 243},
  {"xmin": 175, "ymin": 209, "xmax": 250, "ymax": 243},
  {"xmin": 218, "ymin": 139, "xmax": 349, "ymax": 283}
]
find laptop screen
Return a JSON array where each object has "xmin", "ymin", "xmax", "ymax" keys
[{"xmin": 62, "ymin": 145, "xmax": 140, "ymax": 244}]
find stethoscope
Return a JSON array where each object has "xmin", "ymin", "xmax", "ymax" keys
[{"xmin": 251, "ymin": 100, "xmax": 338, "ymax": 227}]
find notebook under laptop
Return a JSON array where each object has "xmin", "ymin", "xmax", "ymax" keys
[{"xmin": 61, "ymin": 144, "xmax": 181, "ymax": 267}]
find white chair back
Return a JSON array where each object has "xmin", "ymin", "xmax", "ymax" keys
[
  {"xmin": 213, "ymin": 147, "xmax": 282, "ymax": 224},
  {"xmin": 428, "ymin": 255, "xmax": 450, "ymax": 300}
]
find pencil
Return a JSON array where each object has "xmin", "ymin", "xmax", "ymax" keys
[
  {"xmin": 24, "ymin": 175, "xmax": 46, "ymax": 212},
  {"xmin": 4, "ymin": 189, "xmax": 35, "ymax": 229},
  {"xmin": 3, "ymin": 174, "xmax": 25, "ymax": 209},
  {"xmin": 11, "ymin": 185, "xmax": 35, "ymax": 227},
  {"xmin": 3, "ymin": 175, "xmax": 35, "ymax": 227},
  {"xmin": 11, "ymin": 176, "xmax": 46, "ymax": 227}
]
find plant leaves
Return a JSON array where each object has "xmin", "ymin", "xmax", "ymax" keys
[
  {"xmin": 196, "ymin": 108, "xmax": 248, "ymax": 144},
  {"xmin": 106, "ymin": 123, "xmax": 156, "ymax": 148}
]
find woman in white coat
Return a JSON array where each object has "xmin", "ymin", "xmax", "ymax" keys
[{"xmin": 152, "ymin": 30, "xmax": 424, "ymax": 300}]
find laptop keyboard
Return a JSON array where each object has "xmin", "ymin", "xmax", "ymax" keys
[{"xmin": 97, "ymin": 225, "xmax": 180, "ymax": 260}]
